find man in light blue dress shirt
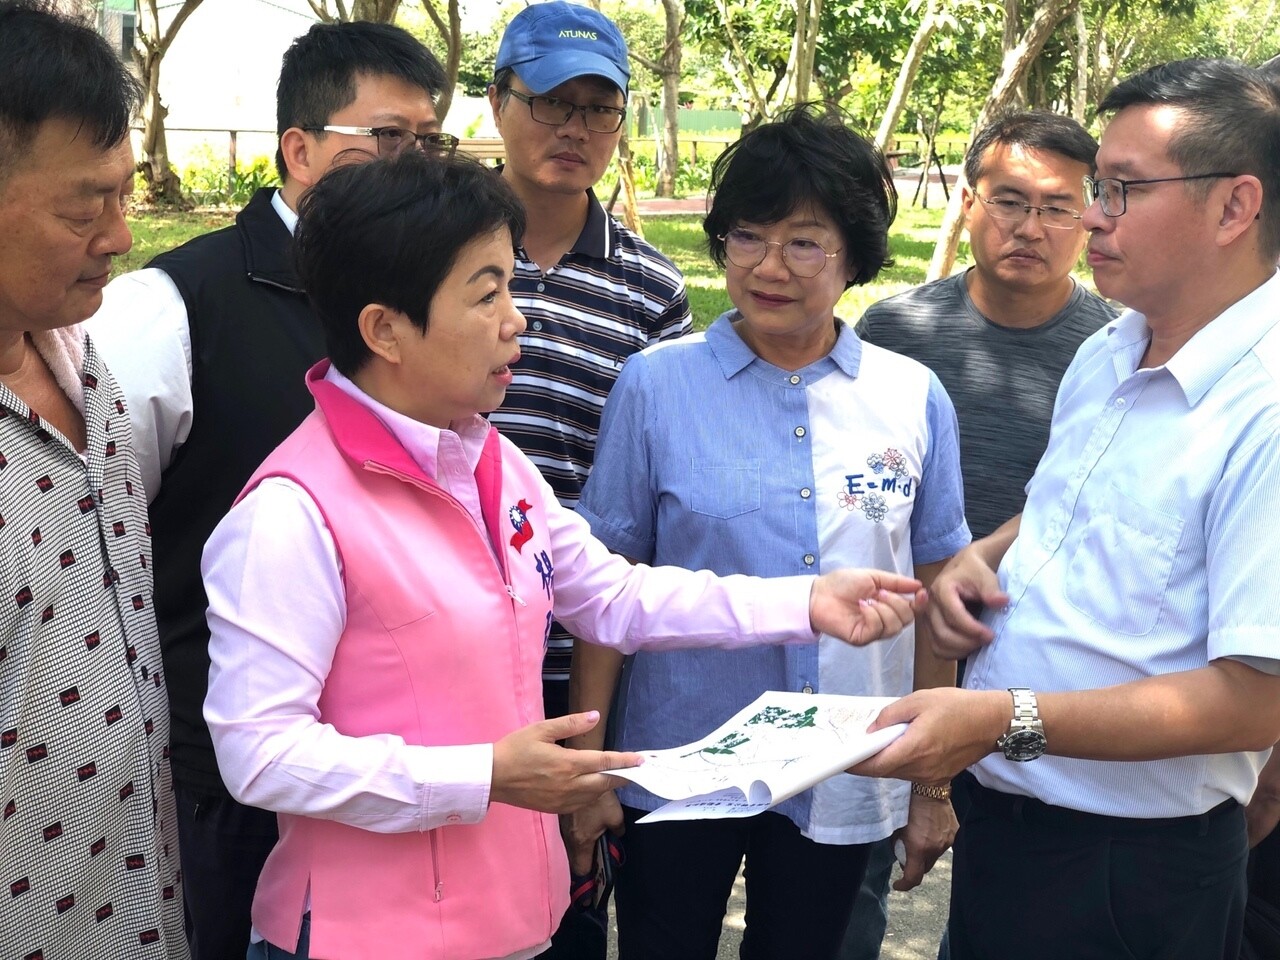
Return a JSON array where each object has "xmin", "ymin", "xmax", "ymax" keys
[{"xmin": 855, "ymin": 58, "xmax": 1280, "ymax": 960}]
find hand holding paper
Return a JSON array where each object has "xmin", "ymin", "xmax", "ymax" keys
[{"xmin": 610, "ymin": 692, "xmax": 908, "ymax": 823}]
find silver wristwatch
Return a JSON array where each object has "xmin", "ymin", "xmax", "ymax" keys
[{"xmin": 996, "ymin": 687, "xmax": 1046, "ymax": 762}]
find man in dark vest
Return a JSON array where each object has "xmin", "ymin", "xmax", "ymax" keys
[{"xmin": 87, "ymin": 21, "xmax": 447, "ymax": 960}]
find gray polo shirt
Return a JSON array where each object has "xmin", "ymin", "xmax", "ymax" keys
[{"xmin": 858, "ymin": 271, "xmax": 1115, "ymax": 538}]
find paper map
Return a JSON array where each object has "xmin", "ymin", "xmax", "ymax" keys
[{"xmin": 610, "ymin": 691, "xmax": 906, "ymax": 822}]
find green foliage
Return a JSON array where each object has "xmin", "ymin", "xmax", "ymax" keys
[
  {"xmin": 625, "ymin": 151, "xmax": 720, "ymax": 196},
  {"xmin": 180, "ymin": 143, "xmax": 280, "ymax": 207},
  {"xmin": 455, "ymin": 25, "xmax": 502, "ymax": 97}
]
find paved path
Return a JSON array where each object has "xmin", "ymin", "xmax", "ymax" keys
[{"xmin": 604, "ymin": 849, "xmax": 950, "ymax": 959}]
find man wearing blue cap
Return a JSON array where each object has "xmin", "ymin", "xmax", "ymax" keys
[{"xmin": 487, "ymin": 6, "xmax": 691, "ymax": 955}]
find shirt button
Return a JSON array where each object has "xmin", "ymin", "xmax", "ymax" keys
[
  {"xmin": 536, "ymin": 282, "xmax": 546, "ymax": 292},
  {"xmin": 794, "ymin": 426, "xmax": 806, "ymax": 438},
  {"xmin": 801, "ymin": 684, "xmax": 814, "ymax": 694},
  {"xmin": 800, "ymin": 488, "xmax": 811, "ymax": 499},
  {"xmin": 1115, "ymin": 397, "xmax": 1126, "ymax": 408},
  {"xmin": 532, "ymin": 321, "xmax": 543, "ymax": 331},
  {"xmin": 446, "ymin": 814, "xmax": 462, "ymax": 824},
  {"xmin": 803, "ymin": 553, "xmax": 815, "ymax": 566},
  {"xmin": 789, "ymin": 374, "xmax": 801, "ymax": 385}
]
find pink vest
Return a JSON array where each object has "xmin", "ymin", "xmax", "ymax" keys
[{"xmin": 240, "ymin": 363, "xmax": 569, "ymax": 960}]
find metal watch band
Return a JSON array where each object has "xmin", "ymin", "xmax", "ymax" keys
[
  {"xmin": 996, "ymin": 687, "xmax": 1047, "ymax": 761},
  {"xmin": 910, "ymin": 781, "xmax": 952, "ymax": 801},
  {"xmin": 1009, "ymin": 687, "xmax": 1041, "ymax": 729}
]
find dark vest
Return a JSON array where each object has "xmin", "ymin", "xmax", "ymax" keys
[{"xmin": 147, "ymin": 188, "xmax": 325, "ymax": 793}]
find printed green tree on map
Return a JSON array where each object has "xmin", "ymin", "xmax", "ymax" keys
[{"xmin": 683, "ymin": 705, "xmax": 818, "ymax": 757}]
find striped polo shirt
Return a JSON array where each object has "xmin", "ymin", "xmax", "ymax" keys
[{"xmin": 489, "ymin": 189, "xmax": 691, "ymax": 685}]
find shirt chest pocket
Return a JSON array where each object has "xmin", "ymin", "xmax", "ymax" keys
[
  {"xmin": 1062, "ymin": 488, "xmax": 1185, "ymax": 636},
  {"xmin": 689, "ymin": 458, "xmax": 761, "ymax": 520}
]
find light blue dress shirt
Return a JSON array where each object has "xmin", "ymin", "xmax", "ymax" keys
[
  {"xmin": 969, "ymin": 271, "xmax": 1280, "ymax": 817},
  {"xmin": 578, "ymin": 314, "xmax": 969, "ymax": 843}
]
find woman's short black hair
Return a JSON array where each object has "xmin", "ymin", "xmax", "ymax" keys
[
  {"xmin": 295, "ymin": 151, "xmax": 526, "ymax": 377},
  {"xmin": 703, "ymin": 103, "xmax": 897, "ymax": 287}
]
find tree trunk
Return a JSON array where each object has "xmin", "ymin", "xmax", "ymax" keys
[
  {"xmin": 715, "ymin": 0, "xmax": 772, "ymax": 121},
  {"xmin": 616, "ymin": 131, "xmax": 645, "ymax": 237},
  {"xmin": 655, "ymin": 0, "xmax": 683, "ymax": 198},
  {"xmin": 308, "ymin": 0, "xmax": 400, "ymax": 21},
  {"xmin": 926, "ymin": 0, "xmax": 1076, "ymax": 280},
  {"xmin": 1002, "ymin": 0, "xmax": 1029, "ymax": 109},
  {"xmin": 1073, "ymin": 3, "xmax": 1087, "ymax": 123},
  {"xmin": 873, "ymin": 0, "xmax": 940, "ymax": 153},
  {"xmin": 585, "ymin": 0, "xmax": 642, "ymax": 232},
  {"xmin": 135, "ymin": 0, "xmax": 204, "ymax": 207},
  {"xmin": 789, "ymin": 0, "xmax": 821, "ymax": 104},
  {"xmin": 137, "ymin": 50, "xmax": 184, "ymax": 205},
  {"xmin": 420, "ymin": 0, "xmax": 461, "ymax": 121}
]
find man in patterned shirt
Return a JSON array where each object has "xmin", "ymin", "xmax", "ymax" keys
[
  {"xmin": 0, "ymin": 3, "xmax": 186, "ymax": 958},
  {"xmin": 486, "ymin": 4, "xmax": 691, "ymax": 955}
]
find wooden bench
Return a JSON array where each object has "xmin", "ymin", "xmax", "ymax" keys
[{"xmin": 456, "ymin": 137, "xmax": 506, "ymax": 163}]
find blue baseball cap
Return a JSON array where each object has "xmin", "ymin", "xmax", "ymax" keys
[{"xmin": 496, "ymin": 1, "xmax": 630, "ymax": 96}]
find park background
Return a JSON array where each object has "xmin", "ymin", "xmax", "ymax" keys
[
  {"xmin": 74, "ymin": 1, "xmax": 1276, "ymax": 953},
  {"xmin": 92, "ymin": 0, "xmax": 1279, "ymax": 324}
]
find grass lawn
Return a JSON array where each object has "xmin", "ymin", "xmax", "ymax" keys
[
  {"xmin": 115, "ymin": 208, "xmax": 237, "ymax": 276},
  {"xmin": 120, "ymin": 204, "xmax": 966, "ymax": 330}
]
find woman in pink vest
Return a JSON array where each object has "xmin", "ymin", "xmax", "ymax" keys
[{"xmin": 201, "ymin": 150, "xmax": 924, "ymax": 960}]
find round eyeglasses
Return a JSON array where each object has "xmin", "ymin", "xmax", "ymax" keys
[
  {"xmin": 1082, "ymin": 172, "xmax": 1240, "ymax": 217},
  {"xmin": 719, "ymin": 229, "xmax": 841, "ymax": 278},
  {"xmin": 506, "ymin": 89, "xmax": 627, "ymax": 135},
  {"xmin": 306, "ymin": 125, "xmax": 460, "ymax": 158},
  {"xmin": 974, "ymin": 191, "xmax": 1082, "ymax": 230}
]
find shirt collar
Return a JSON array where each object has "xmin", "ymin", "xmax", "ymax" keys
[
  {"xmin": 1106, "ymin": 270, "xmax": 1280, "ymax": 406},
  {"xmin": 567, "ymin": 186, "xmax": 612, "ymax": 260},
  {"xmin": 321, "ymin": 363, "xmax": 489, "ymax": 479},
  {"xmin": 705, "ymin": 309, "xmax": 862, "ymax": 379},
  {"xmin": 493, "ymin": 164, "xmax": 613, "ymax": 264},
  {"xmin": 271, "ymin": 188, "xmax": 299, "ymax": 236}
]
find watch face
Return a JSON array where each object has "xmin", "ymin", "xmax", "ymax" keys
[{"xmin": 1002, "ymin": 728, "xmax": 1047, "ymax": 762}]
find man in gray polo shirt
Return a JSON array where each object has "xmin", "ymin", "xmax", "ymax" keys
[
  {"xmin": 859, "ymin": 112, "xmax": 1115, "ymax": 540},
  {"xmin": 843, "ymin": 111, "xmax": 1114, "ymax": 959}
]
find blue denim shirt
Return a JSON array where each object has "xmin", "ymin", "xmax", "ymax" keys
[{"xmin": 578, "ymin": 314, "xmax": 969, "ymax": 842}]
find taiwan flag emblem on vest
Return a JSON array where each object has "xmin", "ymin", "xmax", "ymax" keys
[{"xmin": 509, "ymin": 499, "xmax": 534, "ymax": 553}]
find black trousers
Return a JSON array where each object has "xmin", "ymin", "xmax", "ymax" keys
[
  {"xmin": 948, "ymin": 770, "xmax": 1247, "ymax": 960},
  {"xmin": 615, "ymin": 805, "xmax": 871, "ymax": 960},
  {"xmin": 174, "ymin": 782, "xmax": 278, "ymax": 960},
  {"xmin": 1241, "ymin": 825, "xmax": 1280, "ymax": 960}
]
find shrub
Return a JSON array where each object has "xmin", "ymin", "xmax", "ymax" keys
[{"xmin": 181, "ymin": 143, "xmax": 280, "ymax": 207}]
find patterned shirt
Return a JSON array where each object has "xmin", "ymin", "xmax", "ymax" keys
[
  {"xmin": 488, "ymin": 191, "xmax": 691, "ymax": 685},
  {"xmin": 0, "ymin": 330, "xmax": 186, "ymax": 959}
]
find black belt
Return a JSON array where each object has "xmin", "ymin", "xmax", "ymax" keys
[{"xmin": 957, "ymin": 770, "xmax": 1239, "ymax": 839}]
